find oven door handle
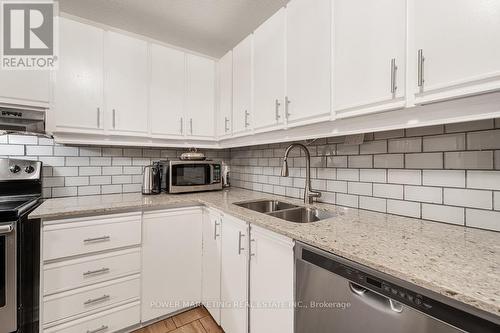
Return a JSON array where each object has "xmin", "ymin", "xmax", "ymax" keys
[{"xmin": 0, "ymin": 223, "xmax": 14, "ymax": 234}]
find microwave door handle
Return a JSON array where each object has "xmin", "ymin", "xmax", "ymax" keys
[{"xmin": 209, "ymin": 164, "xmax": 214, "ymax": 184}]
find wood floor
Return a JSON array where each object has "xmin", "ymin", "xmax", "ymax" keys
[{"xmin": 134, "ymin": 306, "xmax": 224, "ymax": 333}]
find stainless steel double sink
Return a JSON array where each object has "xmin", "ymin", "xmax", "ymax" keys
[{"xmin": 234, "ymin": 199, "xmax": 335, "ymax": 223}]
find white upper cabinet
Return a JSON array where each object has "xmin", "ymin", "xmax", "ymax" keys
[
  {"xmin": 232, "ymin": 35, "xmax": 253, "ymax": 135},
  {"xmin": 286, "ymin": 0, "xmax": 332, "ymax": 126},
  {"xmin": 105, "ymin": 31, "xmax": 149, "ymax": 134},
  {"xmin": 150, "ymin": 44, "xmax": 186, "ymax": 138},
  {"xmin": 53, "ymin": 17, "xmax": 104, "ymax": 132},
  {"xmin": 253, "ymin": 8, "xmax": 286, "ymax": 132},
  {"xmin": 249, "ymin": 225, "xmax": 294, "ymax": 333},
  {"xmin": 216, "ymin": 51, "xmax": 233, "ymax": 138},
  {"xmin": 333, "ymin": 0, "xmax": 406, "ymax": 119},
  {"xmin": 185, "ymin": 54, "xmax": 216, "ymax": 139},
  {"xmin": 413, "ymin": 0, "xmax": 500, "ymax": 104}
]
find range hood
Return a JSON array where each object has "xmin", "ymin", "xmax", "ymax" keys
[{"xmin": 0, "ymin": 107, "xmax": 48, "ymax": 136}]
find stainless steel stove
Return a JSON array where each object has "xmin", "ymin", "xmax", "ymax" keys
[{"xmin": 0, "ymin": 158, "xmax": 42, "ymax": 333}]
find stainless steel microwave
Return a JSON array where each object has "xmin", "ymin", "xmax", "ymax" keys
[{"xmin": 165, "ymin": 160, "xmax": 222, "ymax": 193}]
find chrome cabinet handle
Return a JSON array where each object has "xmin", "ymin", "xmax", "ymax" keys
[
  {"xmin": 190, "ymin": 118, "xmax": 193, "ymax": 134},
  {"xmin": 83, "ymin": 267, "xmax": 110, "ymax": 277},
  {"xmin": 238, "ymin": 231, "xmax": 245, "ymax": 255},
  {"xmin": 180, "ymin": 117, "xmax": 183, "ymax": 134},
  {"xmin": 86, "ymin": 325, "xmax": 109, "ymax": 333},
  {"xmin": 417, "ymin": 49, "xmax": 425, "ymax": 88},
  {"xmin": 250, "ymin": 238, "xmax": 256, "ymax": 257},
  {"xmin": 0, "ymin": 223, "xmax": 14, "ymax": 234},
  {"xmin": 224, "ymin": 117, "xmax": 229, "ymax": 132},
  {"xmin": 285, "ymin": 96, "xmax": 291, "ymax": 119},
  {"xmin": 390, "ymin": 58, "xmax": 398, "ymax": 94},
  {"xmin": 97, "ymin": 107, "xmax": 100, "ymax": 128},
  {"xmin": 112, "ymin": 109, "xmax": 116, "ymax": 129},
  {"xmin": 83, "ymin": 294, "xmax": 110, "ymax": 306},
  {"xmin": 275, "ymin": 99, "xmax": 281, "ymax": 121},
  {"xmin": 83, "ymin": 236, "xmax": 110, "ymax": 244},
  {"xmin": 244, "ymin": 110, "xmax": 250, "ymax": 128},
  {"xmin": 214, "ymin": 220, "xmax": 221, "ymax": 240}
]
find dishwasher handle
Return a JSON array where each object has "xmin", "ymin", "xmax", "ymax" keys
[{"xmin": 349, "ymin": 282, "xmax": 403, "ymax": 313}]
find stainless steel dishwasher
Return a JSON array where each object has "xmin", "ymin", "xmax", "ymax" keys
[{"xmin": 295, "ymin": 242, "xmax": 500, "ymax": 333}]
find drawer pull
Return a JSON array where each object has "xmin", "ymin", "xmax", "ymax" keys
[
  {"xmin": 83, "ymin": 236, "xmax": 111, "ymax": 244},
  {"xmin": 83, "ymin": 294, "xmax": 110, "ymax": 306},
  {"xmin": 83, "ymin": 267, "xmax": 110, "ymax": 277},
  {"xmin": 86, "ymin": 325, "xmax": 109, "ymax": 333}
]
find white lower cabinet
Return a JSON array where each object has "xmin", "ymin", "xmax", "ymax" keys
[
  {"xmin": 202, "ymin": 209, "xmax": 223, "ymax": 324},
  {"xmin": 141, "ymin": 208, "xmax": 203, "ymax": 322},
  {"xmin": 249, "ymin": 225, "xmax": 294, "ymax": 333},
  {"xmin": 220, "ymin": 214, "xmax": 249, "ymax": 333}
]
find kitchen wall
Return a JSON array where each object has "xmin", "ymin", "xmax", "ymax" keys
[
  {"xmin": 0, "ymin": 135, "xmax": 228, "ymax": 199},
  {"xmin": 230, "ymin": 118, "xmax": 500, "ymax": 232}
]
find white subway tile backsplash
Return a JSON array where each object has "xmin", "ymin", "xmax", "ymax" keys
[
  {"xmin": 406, "ymin": 125, "xmax": 444, "ymax": 137},
  {"xmin": 423, "ymin": 170, "xmax": 465, "ymax": 188},
  {"xmin": 445, "ymin": 151, "xmax": 493, "ymax": 170},
  {"xmin": 66, "ymin": 157, "xmax": 90, "ymax": 166},
  {"xmin": 52, "ymin": 187, "xmax": 78, "ymax": 198},
  {"xmin": 327, "ymin": 156, "xmax": 348, "ymax": 168},
  {"xmin": 311, "ymin": 179, "xmax": 327, "ymax": 191},
  {"xmin": 79, "ymin": 147, "xmax": 102, "ymax": 156},
  {"xmin": 388, "ymin": 138, "xmax": 422, "ymax": 153},
  {"xmin": 405, "ymin": 153, "xmax": 443, "ymax": 169},
  {"xmin": 388, "ymin": 170, "xmax": 421, "ymax": 185},
  {"xmin": 78, "ymin": 186, "xmax": 101, "ymax": 196},
  {"xmin": 404, "ymin": 186, "xmax": 442, "ymax": 204},
  {"xmin": 387, "ymin": 200, "xmax": 421, "ymax": 218},
  {"xmin": 8, "ymin": 135, "xmax": 38, "ymax": 145},
  {"xmin": 467, "ymin": 171, "xmax": 500, "ymax": 190},
  {"xmin": 373, "ymin": 154, "xmax": 404, "ymax": 169},
  {"xmin": 112, "ymin": 175, "xmax": 132, "ymax": 184},
  {"xmin": 102, "ymin": 148, "xmax": 123, "ymax": 156},
  {"xmin": 348, "ymin": 155, "xmax": 373, "ymax": 168},
  {"xmin": 337, "ymin": 144, "xmax": 359, "ymax": 155},
  {"xmin": 443, "ymin": 188, "xmax": 492, "ymax": 209},
  {"xmin": 360, "ymin": 141, "xmax": 387, "ymax": 154},
  {"xmin": 38, "ymin": 137, "xmax": 54, "ymax": 145},
  {"xmin": 0, "ymin": 136, "xmax": 7, "ymax": 144},
  {"xmin": 336, "ymin": 193, "xmax": 359, "ymax": 208},
  {"xmin": 423, "ymin": 134, "xmax": 465, "ymax": 152},
  {"xmin": 496, "ymin": 151, "xmax": 500, "ymax": 170},
  {"xmin": 0, "ymin": 144, "xmax": 24, "ymax": 155},
  {"xmin": 89, "ymin": 176, "xmax": 112, "ymax": 185},
  {"xmin": 102, "ymin": 166, "xmax": 123, "ymax": 175},
  {"xmin": 101, "ymin": 184, "xmax": 122, "ymax": 194},
  {"xmin": 112, "ymin": 157, "xmax": 132, "ymax": 166},
  {"xmin": 360, "ymin": 169, "xmax": 386, "ymax": 183},
  {"xmin": 445, "ymin": 119, "xmax": 494, "ymax": 133},
  {"xmin": 317, "ymin": 168, "xmax": 336, "ymax": 180},
  {"xmin": 337, "ymin": 169, "xmax": 359, "ymax": 181},
  {"xmin": 465, "ymin": 209, "xmax": 500, "ymax": 231},
  {"xmin": 79, "ymin": 167, "xmax": 101, "ymax": 176},
  {"xmin": 38, "ymin": 156, "xmax": 65, "ymax": 167},
  {"xmin": 42, "ymin": 177, "xmax": 64, "ymax": 188},
  {"xmin": 495, "ymin": 192, "xmax": 500, "ymax": 211},
  {"xmin": 65, "ymin": 177, "xmax": 89, "ymax": 186},
  {"xmin": 373, "ymin": 184, "xmax": 404, "ymax": 199},
  {"xmin": 273, "ymin": 185, "xmax": 286, "ymax": 196},
  {"xmin": 90, "ymin": 157, "xmax": 112, "ymax": 166},
  {"xmin": 52, "ymin": 167, "xmax": 78, "ymax": 177},
  {"xmin": 53, "ymin": 146, "xmax": 78, "ymax": 156},
  {"xmin": 318, "ymin": 191, "xmax": 335, "ymax": 204},
  {"xmin": 467, "ymin": 129, "xmax": 500, "ymax": 150},
  {"xmin": 422, "ymin": 204, "xmax": 464, "ymax": 225},
  {"xmin": 374, "ymin": 129, "xmax": 404, "ymax": 140},
  {"xmin": 348, "ymin": 182, "xmax": 372, "ymax": 196},
  {"xmin": 326, "ymin": 180, "xmax": 348, "ymax": 193},
  {"xmin": 359, "ymin": 196, "xmax": 386, "ymax": 212},
  {"xmin": 123, "ymin": 183, "xmax": 142, "ymax": 193}
]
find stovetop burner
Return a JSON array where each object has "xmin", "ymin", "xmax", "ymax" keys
[{"xmin": 0, "ymin": 196, "xmax": 41, "ymax": 222}]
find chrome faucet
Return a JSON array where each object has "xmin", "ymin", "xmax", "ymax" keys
[{"xmin": 281, "ymin": 143, "xmax": 321, "ymax": 204}]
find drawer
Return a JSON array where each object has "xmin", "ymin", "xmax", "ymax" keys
[
  {"xmin": 43, "ymin": 212, "xmax": 142, "ymax": 261},
  {"xmin": 44, "ymin": 248, "xmax": 141, "ymax": 295},
  {"xmin": 43, "ymin": 275, "xmax": 140, "ymax": 324},
  {"xmin": 44, "ymin": 301, "xmax": 140, "ymax": 333}
]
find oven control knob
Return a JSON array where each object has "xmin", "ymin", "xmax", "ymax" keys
[
  {"xmin": 9, "ymin": 165, "xmax": 21, "ymax": 173},
  {"xmin": 25, "ymin": 165, "xmax": 35, "ymax": 174}
]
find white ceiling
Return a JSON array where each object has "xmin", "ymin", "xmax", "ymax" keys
[{"xmin": 58, "ymin": 0, "xmax": 289, "ymax": 58}]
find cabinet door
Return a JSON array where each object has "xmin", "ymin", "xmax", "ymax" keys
[
  {"xmin": 220, "ymin": 215, "xmax": 248, "ymax": 333},
  {"xmin": 286, "ymin": 0, "xmax": 331, "ymax": 126},
  {"xmin": 142, "ymin": 208, "xmax": 202, "ymax": 322},
  {"xmin": 0, "ymin": 70, "xmax": 49, "ymax": 107},
  {"xmin": 150, "ymin": 43, "xmax": 185, "ymax": 137},
  {"xmin": 333, "ymin": 0, "xmax": 406, "ymax": 119},
  {"xmin": 249, "ymin": 225, "xmax": 294, "ymax": 333},
  {"xmin": 186, "ymin": 54, "xmax": 215, "ymax": 139},
  {"xmin": 53, "ymin": 18, "xmax": 104, "ymax": 132},
  {"xmin": 414, "ymin": 0, "xmax": 500, "ymax": 104},
  {"xmin": 216, "ymin": 51, "xmax": 233, "ymax": 138},
  {"xmin": 232, "ymin": 35, "xmax": 253, "ymax": 135},
  {"xmin": 202, "ymin": 210, "xmax": 222, "ymax": 324},
  {"xmin": 253, "ymin": 8, "xmax": 286, "ymax": 132},
  {"xmin": 105, "ymin": 31, "xmax": 148, "ymax": 134}
]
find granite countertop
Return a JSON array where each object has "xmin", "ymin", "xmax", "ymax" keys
[{"xmin": 30, "ymin": 188, "xmax": 500, "ymax": 319}]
